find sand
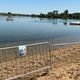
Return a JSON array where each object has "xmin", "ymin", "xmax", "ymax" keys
[
  {"xmin": 0, "ymin": 44, "xmax": 80, "ymax": 80},
  {"xmin": 37, "ymin": 44, "xmax": 80, "ymax": 80},
  {"xmin": 0, "ymin": 49, "xmax": 51, "ymax": 80}
]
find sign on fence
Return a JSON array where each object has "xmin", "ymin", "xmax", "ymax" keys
[{"xmin": 19, "ymin": 45, "xmax": 26, "ymax": 57}]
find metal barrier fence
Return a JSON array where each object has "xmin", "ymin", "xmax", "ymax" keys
[{"xmin": 0, "ymin": 42, "xmax": 51, "ymax": 80}]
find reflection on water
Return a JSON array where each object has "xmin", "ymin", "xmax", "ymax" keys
[
  {"xmin": 52, "ymin": 22, "xmax": 57, "ymax": 25},
  {"xmin": 63, "ymin": 22, "xmax": 67, "ymax": 25},
  {"xmin": 6, "ymin": 18, "xmax": 14, "ymax": 22},
  {"xmin": 0, "ymin": 16, "xmax": 80, "ymax": 47}
]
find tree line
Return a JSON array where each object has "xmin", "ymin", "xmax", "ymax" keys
[
  {"xmin": 0, "ymin": 10, "xmax": 80, "ymax": 19},
  {"xmin": 0, "ymin": 12, "xmax": 30, "ymax": 17},
  {"xmin": 31, "ymin": 10, "xmax": 80, "ymax": 19}
]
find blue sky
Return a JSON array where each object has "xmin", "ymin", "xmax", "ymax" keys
[{"xmin": 0, "ymin": 0, "xmax": 80, "ymax": 14}]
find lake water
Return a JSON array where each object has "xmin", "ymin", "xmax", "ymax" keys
[{"xmin": 0, "ymin": 16, "xmax": 80, "ymax": 47}]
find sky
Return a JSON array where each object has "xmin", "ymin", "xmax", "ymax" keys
[{"xmin": 0, "ymin": 0, "xmax": 80, "ymax": 14}]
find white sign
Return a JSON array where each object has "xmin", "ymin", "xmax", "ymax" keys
[{"xmin": 19, "ymin": 45, "xmax": 26, "ymax": 56}]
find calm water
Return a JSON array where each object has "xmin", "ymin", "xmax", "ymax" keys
[{"xmin": 0, "ymin": 16, "xmax": 80, "ymax": 47}]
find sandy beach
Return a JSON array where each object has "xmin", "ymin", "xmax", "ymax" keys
[
  {"xmin": 37, "ymin": 44, "xmax": 80, "ymax": 80},
  {"xmin": 0, "ymin": 44, "xmax": 80, "ymax": 80}
]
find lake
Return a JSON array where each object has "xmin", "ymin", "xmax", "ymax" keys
[{"xmin": 0, "ymin": 16, "xmax": 80, "ymax": 47}]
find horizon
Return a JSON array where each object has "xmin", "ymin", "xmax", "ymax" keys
[
  {"xmin": 1, "ymin": 10, "xmax": 80, "ymax": 15},
  {"xmin": 0, "ymin": 0, "xmax": 80, "ymax": 14}
]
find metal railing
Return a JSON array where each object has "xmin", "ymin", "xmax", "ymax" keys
[{"xmin": 0, "ymin": 42, "xmax": 51, "ymax": 80}]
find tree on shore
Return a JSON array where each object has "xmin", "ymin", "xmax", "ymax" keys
[
  {"xmin": 8, "ymin": 12, "xmax": 12, "ymax": 17},
  {"xmin": 62, "ymin": 10, "xmax": 69, "ymax": 18}
]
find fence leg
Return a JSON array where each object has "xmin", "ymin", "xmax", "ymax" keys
[{"xmin": 49, "ymin": 43, "xmax": 52, "ymax": 70}]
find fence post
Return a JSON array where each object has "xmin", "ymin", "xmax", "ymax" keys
[{"xmin": 49, "ymin": 43, "xmax": 52, "ymax": 70}]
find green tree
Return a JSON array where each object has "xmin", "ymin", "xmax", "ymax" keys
[
  {"xmin": 53, "ymin": 10, "xmax": 58, "ymax": 18},
  {"xmin": 39, "ymin": 13, "xmax": 46, "ymax": 18},
  {"xmin": 53, "ymin": 10, "xmax": 58, "ymax": 15},
  {"xmin": 47, "ymin": 12, "xmax": 53, "ymax": 18},
  {"xmin": 8, "ymin": 12, "xmax": 12, "ymax": 17},
  {"xmin": 64, "ymin": 10, "xmax": 68, "ymax": 15},
  {"xmin": 62, "ymin": 10, "xmax": 69, "ymax": 18}
]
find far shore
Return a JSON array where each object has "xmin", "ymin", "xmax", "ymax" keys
[{"xmin": 1, "ymin": 10, "xmax": 80, "ymax": 19}]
